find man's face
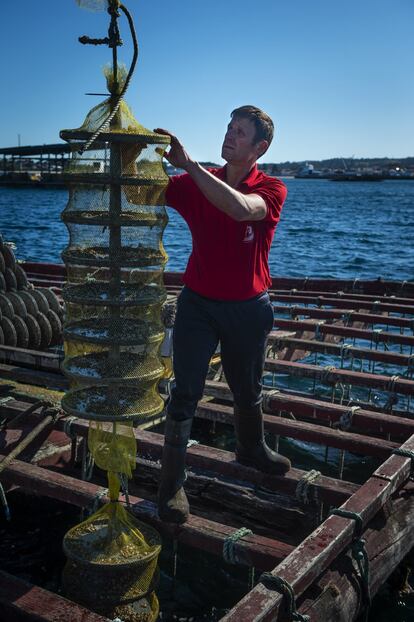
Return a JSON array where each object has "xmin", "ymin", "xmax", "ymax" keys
[{"xmin": 221, "ymin": 116, "xmax": 264, "ymax": 164}]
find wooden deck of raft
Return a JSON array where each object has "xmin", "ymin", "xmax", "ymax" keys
[{"xmin": 1, "ymin": 262, "xmax": 414, "ymax": 621}]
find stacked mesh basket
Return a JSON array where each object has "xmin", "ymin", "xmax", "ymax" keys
[{"xmin": 60, "ymin": 100, "xmax": 170, "ymax": 424}]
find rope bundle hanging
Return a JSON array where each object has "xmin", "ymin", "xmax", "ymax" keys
[
  {"xmin": 259, "ymin": 572, "xmax": 310, "ymax": 622},
  {"xmin": 330, "ymin": 508, "xmax": 371, "ymax": 622}
]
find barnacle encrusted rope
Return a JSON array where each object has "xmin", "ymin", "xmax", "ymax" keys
[
  {"xmin": 295, "ymin": 469, "xmax": 321, "ymax": 505},
  {"xmin": 223, "ymin": 527, "xmax": 253, "ymax": 564},
  {"xmin": 259, "ymin": 573, "xmax": 310, "ymax": 622},
  {"xmin": 329, "ymin": 508, "xmax": 371, "ymax": 621},
  {"xmin": 79, "ymin": 2, "xmax": 139, "ymax": 154}
]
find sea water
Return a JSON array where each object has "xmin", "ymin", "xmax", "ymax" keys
[{"xmin": 1, "ymin": 178, "xmax": 413, "ymax": 280}]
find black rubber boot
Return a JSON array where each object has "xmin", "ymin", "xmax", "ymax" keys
[
  {"xmin": 157, "ymin": 416, "xmax": 193, "ymax": 524},
  {"xmin": 234, "ymin": 404, "xmax": 291, "ymax": 475}
]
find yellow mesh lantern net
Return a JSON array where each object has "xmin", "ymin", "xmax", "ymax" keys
[{"xmin": 60, "ymin": 3, "xmax": 169, "ymax": 619}]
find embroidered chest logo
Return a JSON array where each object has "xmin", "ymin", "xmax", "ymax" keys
[{"xmin": 242, "ymin": 224, "xmax": 255, "ymax": 243}]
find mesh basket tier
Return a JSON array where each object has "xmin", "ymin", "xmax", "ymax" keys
[
  {"xmin": 62, "ymin": 351, "xmax": 164, "ymax": 386},
  {"xmin": 64, "ymin": 317, "xmax": 164, "ymax": 347},
  {"xmin": 62, "ymin": 245, "xmax": 167, "ymax": 268},
  {"xmin": 61, "ymin": 385, "xmax": 165, "ymax": 421},
  {"xmin": 65, "ymin": 265, "xmax": 164, "ymax": 287},
  {"xmin": 62, "ymin": 209, "xmax": 167, "ymax": 227},
  {"xmin": 62, "ymin": 282, "xmax": 166, "ymax": 307}
]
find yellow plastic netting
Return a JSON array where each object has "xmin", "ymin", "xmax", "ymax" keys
[{"xmin": 61, "ymin": 61, "xmax": 167, "ymax": 620}]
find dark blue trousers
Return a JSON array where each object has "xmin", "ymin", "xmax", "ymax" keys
[{"xmin": 167, "ymin": 287, "xmax": 274, "ymax": 422}]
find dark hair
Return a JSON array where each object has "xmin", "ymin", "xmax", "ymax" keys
[{"xmin": 231, "ymin": 105, "xmax": 274, "ymax": 147}]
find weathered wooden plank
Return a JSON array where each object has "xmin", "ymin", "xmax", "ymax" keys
[
  {"xmin": 267, "ymin": 335, "xmax": 414, "ymax": 367},
  {"xmin": 0, "ymin": 344, "xmax": 62, "ymax": 372},
  {"xmin": 270, "ymin": 292, "xmax": 414, "ymax": 315},
  {"xmin": 0, "ymin": 456, "xmax": 294, "ymax": 570},
  {"xmin": 21, "ymin": 263, "xmax": 414, "ymax": 297},
  {"xmin": 297, "ymin": 481, "xmax": 414, "ymax": 621},
  {"xmin": 0, "ymin": 362, "xmax": 66, "ymax": 390},
  {"xmin": 272, "ymin": 303, "xmax": 414, "ymax": 329},
  {"xmin": 0, "ymin": 399, "xmax": 357, "ymax": 506},
  {"xmin": 204, "ymin": 380, "xmax": 414, "ymax": 437},
  {"xmin": 0, "ymin": 570, "xmax": 109, "ymax": 622},
  {"xmin": 194, "ymin": 401, "xmax": 400, "ymax": 460},
  {"xmin": 265, "ymin": 358, "xmax": 414, "ymax": 396},
  {"xmin": 272, "ymin": 290, "xmax": 414, "ymax": 306},
  {"xmin": 272, "ymin": 319, "xmax": 414, "ymax": 347},
  {"xmin": 221, "ymin": 433, "xmax": 414, "ymax": 621}
]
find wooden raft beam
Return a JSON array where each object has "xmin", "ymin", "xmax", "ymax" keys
[
  {"xmin": 270, "ymin": 292, "xmax": 414, "ymax": 315},
  {"xmin": 204, "ymin": 379, "xmax": 414, "ymax": 437},
  {"xmin": 272, "ymin": 320, "xmax": 414, "ymax": 347},
  {"xmin": 0, "ymin": 344, "xmax": 62, "ymax": 373},
  {"xmin": 221, "ymin": 433, "xmax": 414, "ymax": 621},
  {"xmin": 0, "ymin": 570, "xmax": 109, "ymax": 622},
  {"xmin": 272, "ymin": 290, "xmax": 414, "ymax": 306},
  {"xmin": 265, "ymin": 358, "xmax": 414, "ymax": 396},
  {"xmin": 193, "ymin": 402, "xmax": 400, "ymax": 460},
  {"xmin": 0, "ymin": 397, "xmax": 356, "ymax": 506},
  {"xmin": 0, "ymin": 456, "xmax": 293, "ymax": 570},
  {"xmin": 272, "ymin": 304, "xmax": 414, "ymax": 329},
  {"xmin": 296, "ymin": 481, "xmax": 414, "ymax": 620},
  {"xmin": 268, "ymin": 335, "xmax": 414, "ymax": 367}
]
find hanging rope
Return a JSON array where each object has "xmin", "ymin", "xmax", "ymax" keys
[
  {"xmin": 321, "ymin": 366, "xmax": 336, "ymax": 383},
  {"xmin": 0, "ymin": 482, "xmax": 11, "ymax": 521},
  {"xmin": 63, "ymin": 416, "xmax": 78, "ymax": 439},
  {"xmin": 333, "ymin": 405, "xmax": 360, "ymax": 431},
  {"xmin": 222, "ymin": 527, "xmax": 252, "ymax": 564},
  {"xmin": 384, "ymin": 375, "xmax": 400, "ymax": 412},
  {"xmin": 262, "ymin": 389, "xmax": 280, "ymax": 411},
  {"xmin": 295, "ymin": 469, "xmax": 321, "ymax": 505},
  {"xmin": 259, "ymin": 573, "xmax": 310, "ymax": 622},
  {"xmin": 330, "ymin": 508, "xmax": 370, "ymax": 621},
  {"xmin": 79, "ymin": 2, "xmax": 139, "ymax": 154}
]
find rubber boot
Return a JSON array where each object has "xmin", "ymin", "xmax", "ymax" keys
[
  {"xmin": 157, "ymin": 416, "xmax": 193, "ymax": 524},
  {"xmin": 234, "ymin": 404, "xmax": 291, "ymax": 475}
]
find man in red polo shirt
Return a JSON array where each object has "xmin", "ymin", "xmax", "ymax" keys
[{"xmin": 156, "ymin": 106, "xmax": 290, "ymax": 524}]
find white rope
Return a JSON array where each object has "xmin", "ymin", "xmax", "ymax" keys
[{"xmin": 295, "ymin": 469, "xmax": 321, "ymax": 505}]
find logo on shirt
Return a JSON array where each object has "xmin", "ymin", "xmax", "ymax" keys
[{"xmin": 242, "ymin": 225, "xmax": 254, "ymax": 243}]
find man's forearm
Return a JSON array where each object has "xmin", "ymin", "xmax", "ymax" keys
[{"xmin": 185, "ymin": 161, "xmax": 266, "ymax": 222}]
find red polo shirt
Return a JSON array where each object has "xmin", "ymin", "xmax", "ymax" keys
[{"xmin": 165, "ymin": 165, "xmax": 287, "ymax": 300}]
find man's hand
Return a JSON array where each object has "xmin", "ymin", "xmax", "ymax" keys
[{"xmin": 154, "ymin": 128, "xmax": 193, "ymax": 171}]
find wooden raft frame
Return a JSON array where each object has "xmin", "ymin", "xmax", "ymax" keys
[{"xmin": 1, "ymin": 263, "xmax": 414, "ymax": 620}]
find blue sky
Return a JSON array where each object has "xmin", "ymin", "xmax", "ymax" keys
[{"xmin": 1, "ymin": 0, "xmax": 413, "ymax": 163}]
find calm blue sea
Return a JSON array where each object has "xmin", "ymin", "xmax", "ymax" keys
[{"xmin": 0, "ymin": 178, "xmax": 413, "ymax": 280}]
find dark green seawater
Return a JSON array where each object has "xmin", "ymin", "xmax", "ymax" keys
[{"xmin": 0, "ymin": 179, "xmax": 413, "ymax": 620}]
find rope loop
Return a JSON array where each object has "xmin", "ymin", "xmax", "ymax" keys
[
  {"xmin": 329, "ymin": 508, "xmax": 370, "ymax": 620},
  {"xmin": 372, "ymin": 328, "xmax": 383, "ymax": 343},
  {"xmin": 63, "ymin": 416, "xmax": 78, "ymax": 439},
  {"xmin": 392, "ymin": 448, "xmax": 414, "ymax": 477},
  {"xmin": 223, "ymin": 527, "xmax": 252, "ymax": 564},
  {"xmin": 387, "ymin": 375, "xmax": 400, "ymax": 392},
  {"xmin": 295, "ymin": 469, "xmax": 321, "ymax": 505},
  {"xmin": 335, "ymin": 405, "xmax": 360, "ymax": 431},
  {"xmin": 314, "ymin": 321, "xmax": 324, "ymax": 341},
  {"xmin": 259, "ymin": 573, "xmax": 310, "ymax": 622},
  {"xmin": 321, "ymin": 365, "xmax": 336, "ymax": 383},
  {"xmin": 262, "ymin": 389, "xmax": 280, "ymax": 411}
]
